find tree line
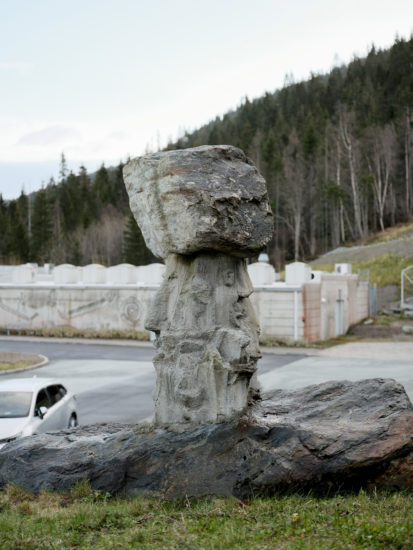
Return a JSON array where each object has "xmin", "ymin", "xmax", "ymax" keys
[
  {"xmin": 0, "ymin": 155, "xmax": 155, "ymax": 266},
  {"xmin": 168, "ymin": 36, "xmax": 413, "ymax": 268},
  {"xmin": 1, "ymin": 36, "xmax": 412, "ymax": 268}
]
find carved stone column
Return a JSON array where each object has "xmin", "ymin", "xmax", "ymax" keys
[{"xmin": 123, "ymin": 145, "xmax": 273, "ymax": 426}]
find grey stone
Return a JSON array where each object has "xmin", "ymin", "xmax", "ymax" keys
[
  {"xmin": 146, "ymin": 253, "xmax": 261, "ymax": 426},
  {"xmin": 123, "ymin": 145, "xmax": 273, "ymax": 426},
  {"xmin": 0, "ymin": 379, "xmax": 411, "ymax": 497},
  {"xmin": 123, "ymin": 145, "xmax": 273, "ymax": 259}
]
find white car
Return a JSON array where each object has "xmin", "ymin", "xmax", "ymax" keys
[{"xmin": 0, "ymin": 377, "xmax": 78, "ymax": 449}]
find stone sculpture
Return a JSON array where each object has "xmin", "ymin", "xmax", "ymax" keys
[
  {"xmin": 123, "ymin": 145, "xmax": 273, "ymax": 425},
  {"xmin": 2, "ymin": 149, "xmax": 412, "ymax": 500}
]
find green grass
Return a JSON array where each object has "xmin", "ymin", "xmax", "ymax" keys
[
  {"xmin": 315, "ymin": 254, "xmax": 413, "ymax": 288},
  {"xmin": 366, "ymin": 220, "xmax": 413, "ymax": 244},
  {"xmin": 371, "ymin": 313, "xmax": 408, "ymax": 326},
  {"xmin": 0, "ymin": 360, "xmax": 37, "ymax": 371},
  {"xmin": 0, "ymin": 352, "xmax": 43, "ymax": 371},
  {"xmin": 0, "ymin": 483, "xmax": 411, "ymax": 549},
  {"xmin": 259, "ymin": 335, "xmax": 315, "ymax": 348}
]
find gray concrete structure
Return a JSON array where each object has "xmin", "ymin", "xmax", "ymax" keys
[{"xmin": 0, "ymin": 262, "xmax": 369, "ymax": 343}]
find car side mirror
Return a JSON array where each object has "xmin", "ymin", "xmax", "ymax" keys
[{"xmin": 35, "ymin": 406, "xmax": 48, "ymax": 419}]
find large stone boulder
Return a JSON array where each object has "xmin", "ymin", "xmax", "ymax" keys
[
  {"xmin": 123, "ymin": 145, "xmax": 274, "ymax": 259},
  {"xmin": 0, "ymin": 378, "xmax": 411, "ymax": 497}
]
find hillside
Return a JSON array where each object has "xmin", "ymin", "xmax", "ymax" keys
[
  {"xmin": 0, "ymin": 36, "xmax": 412, "ymax": 267},
  {"xmin": 167, "ymin": 36, "xmax": 413, "ymax": 270},
  {"xmin": 310, "ymin": 221, "xmax": 413, "ymax": 289},
  {"xmin": 312, "ymin": 225, "xmax": 413, "ymax": 264}
]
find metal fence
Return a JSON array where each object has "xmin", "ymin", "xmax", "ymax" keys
[{"xmin": 401, "ymin": 265, "xmax": 413, "ymax": 310}]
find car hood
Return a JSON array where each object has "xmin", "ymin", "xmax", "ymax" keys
[{"xmin": 0, "ymin": 418, "xmax": 30, "ymax": 440}]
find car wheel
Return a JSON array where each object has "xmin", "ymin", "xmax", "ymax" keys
[{"xmin": 68, "ymin": 414, "xmax": 78, "ymax": 428}]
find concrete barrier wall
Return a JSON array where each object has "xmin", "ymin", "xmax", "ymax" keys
[
  {"xmin": 355, "ymin": 283, "xmax": 370, "ymax": 322},
  {"xmin": 250, "ymin": 288, "xmax": 304, "ymax": 340},
  {"xmin": 302, "ymin": 283, "xmax": 321, "ymax": 341},
  {"xmin": 0, "ymin": 286, "xmax": 156, "ymax": 333},
  {"xmin": 0, "ymin": 263, "xmax": 369, "ymax": 342}
]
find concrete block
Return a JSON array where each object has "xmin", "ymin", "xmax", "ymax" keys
[
  {"xmin": 247, "ymin": 262, "xmax": 276, "ymax": 286},
  {"xmin": 285, "ymin": 262, "xmax": 312, "ymax": 285},
  {"xmin": 107, "ymin": 264, "xmax": 136, "ymax": 284},
  {"xmin": 335, "ymin": 263, "xmax": 352, "ymax": 275},
  {"xmin": 83, "ymin": 264, "xmax": 107, "ymax": 284},
  {"xmin": 136, "ymin": 263, "xmax": 165, "ymax": 285},
  {"xmin": 12, "ymin": 264, "xmax": 36, "ymax": 284},
  {"xmin": 54, "ymin": 264, "xmax": 79, "ymax": 284}
]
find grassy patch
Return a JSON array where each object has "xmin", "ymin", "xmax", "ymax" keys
[
  {"xmin": 0, "ymin": 326, "xmax": 150, "ymax": 341},
  {"xmin": 366, "ymin": 220, "xmax": 413, "ymax": 244},
  {"xmin": 371, "ymin": 313, "xmax": 407, "ymax": 326},
  {"xmin": 315, "ymin": 254, "xmax": 413, "ymax": 288},
  {"xmin": 0, "ymin": 352, "xmax": 43, "ymax": 371},
  {"xmin": 259, "ymin": 335, "xmax": 314, "ymax": 348},
  {"xmin": 0, "ymin": 483, "xmax": 411, "ymax": 549},
  {"xmin": 0, "ymin": 360, "xmax": 37, "ymax": 371}
]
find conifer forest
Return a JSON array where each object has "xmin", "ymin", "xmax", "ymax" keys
[{"xmin": 1, "ymin": 36, "xmax": 412, "ymax": 269}]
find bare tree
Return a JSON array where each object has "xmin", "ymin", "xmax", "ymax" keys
[
  {"xmin": 404, "ymin": 107, "xmax": 412, "ymax": 216},
  {"xmin": 339, "ymin": 108, "xmax": 365, "ymax": 239},
  {"xmin": 80, "ymin": 206, "xmax": 125, "ymax": 265},
  {"xmin": 366, "ymin": 124, "xmax": 396, "ymax": 232},
  {"xmin": 282, "ymin": 129, "xmax": 306, "ymax": 261}
]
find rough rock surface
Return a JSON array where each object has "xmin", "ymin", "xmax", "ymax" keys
[
  {"xmin": 123, "ymin": 145, "xmax": 273, "ymax": 259},
  {"xmin": 123, "ymin": 145, "xmax": 273, "ymax": 426},
  {"xmin": 146, "ymin": 253, "xmax": 261, "ymax": 425},
  {"xmin": 0, "ymin": 378, "xmax": 411, "ymax": 497}
]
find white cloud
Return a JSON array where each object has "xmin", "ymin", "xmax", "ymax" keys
[{"xmin": 17, "ymin": 125, "xmax": 81, "ymax": 147}]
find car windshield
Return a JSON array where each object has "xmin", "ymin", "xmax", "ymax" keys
[{"xmin": 0, "ymin": 391, "xmax": 33, "ymax": 418}]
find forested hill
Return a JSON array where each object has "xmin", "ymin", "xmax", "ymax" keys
[
  {"xmin": 1, "ymin": 36, "xmax": 412, "ymax": 268},
  {"xmin": 0, "ymin": 158, "xmax": 156, "ymax": 267},
  {"xmin": 167, "ymin": 36, "xmax": 413, "ymax": 268}
]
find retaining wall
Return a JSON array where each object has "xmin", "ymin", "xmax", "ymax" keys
[{"xmin": 0, "ymin": 263, "xmax": 369, "ymax": 342}]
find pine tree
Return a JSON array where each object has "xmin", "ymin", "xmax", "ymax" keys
[
  {"xmin": 78, "ymin": 166, "xmax": 95, "ymax": 227},
  {"xmin": 94, "ymin": 164, "xmax": 114, "ymax": 205},
  {"xmin": 30, "ymin": 188, "xmax": 53, "ymax": 263},
  {"xmin": 112, "ymin": 161, "xmax": 129, "ymax": 210},
  {"xmin": 59, "ymin": 152, "xmax": 68, "ymax": 181},
  {"xmin": 122, "ymin": 213, "xmax": 157, "ymax": 265}
]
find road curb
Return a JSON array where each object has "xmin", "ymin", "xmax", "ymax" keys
[{"xmin": 0, "ymin": 354, "xmax": 49, "ymax": 376}]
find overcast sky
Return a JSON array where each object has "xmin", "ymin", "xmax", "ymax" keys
[{"xmin": 1, "ymin": 0, "xmax": 412, "ymax": 199}]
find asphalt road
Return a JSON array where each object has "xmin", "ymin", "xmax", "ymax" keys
[{"xmin": 0, "ymin": 339, "xmax": 305, "ymax": 425}]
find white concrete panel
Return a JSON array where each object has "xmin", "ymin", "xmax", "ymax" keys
[
  {"xmin": 83, "ymin": 264, "xmax": 107, "ymax": 284},
  {"xmin": 248, "ymin": 262, "xmax": 276, "ymax": 285},
  {"xmin": 135, "ymin": 263, "xmax": 165, "ymax": 285},
  {"xmin": 54, "ymin": 264, "xmax": 79, "ymax": 284},
  {"xmin": 107, "ymin": 264, "xmax": 136, "ymax": 284},
  {"xmin": 285, "ymin": 262, "xmax": 312, "ymax": 284},
  {"xmin": 12, "ymin": 264, "xmax": 36, "ymax": 284}
]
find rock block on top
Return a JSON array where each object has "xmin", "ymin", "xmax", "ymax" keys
[{"xmin": 123, "ymin": 145, "xmax": 274, "ymax": 259}]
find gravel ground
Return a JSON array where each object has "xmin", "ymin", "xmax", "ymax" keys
[{"xmin": 318, "ymin": 340, "xmax": 413, "ymax": 360}]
